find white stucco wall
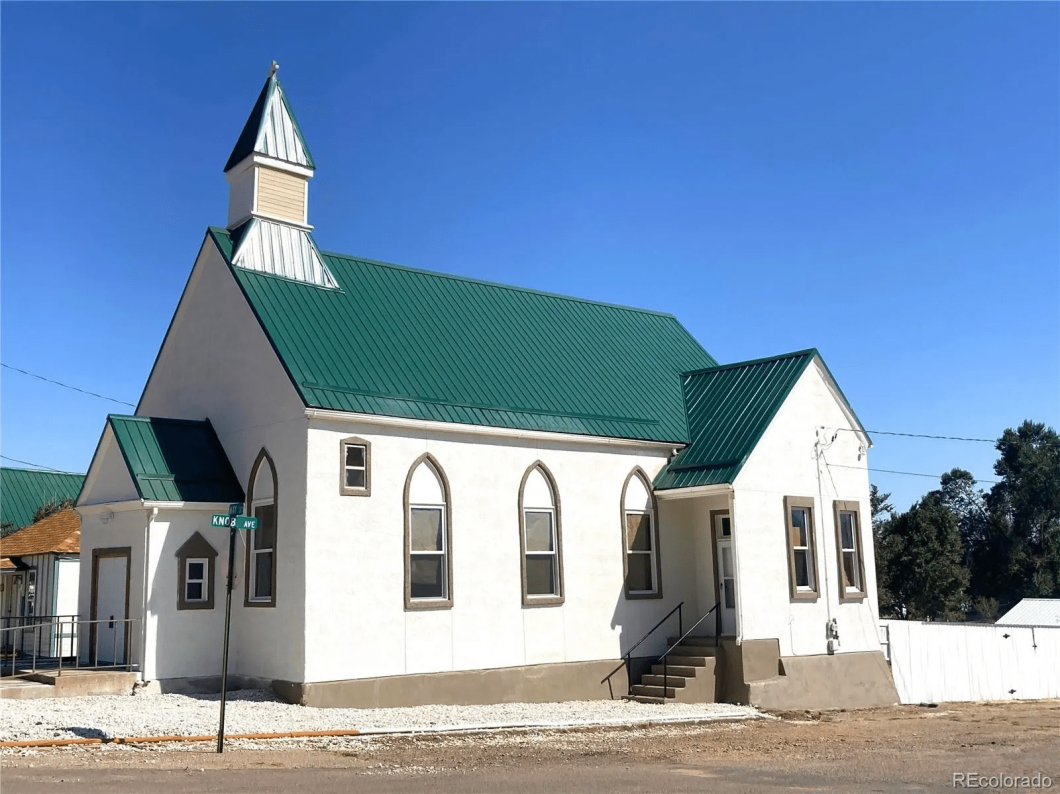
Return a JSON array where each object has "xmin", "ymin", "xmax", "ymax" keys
[
  {"xmin": 302, "ymin": 418, "xmax": 696, "ymax": 684},
  {"xmin": 76, "ymin": 507, "xmax": 149, "ymax": 670},
  {"xmin": 108, "ymin": 239, "xmax": 308, "ymax": 684},
  {"xmin": 142, "ymin": 509, "xmax": 231, "ymax": 681},
  {"xmin": 80, "ymin": 429, "xmax": 140, "ymax": 506},
  {"xmin": 732, "ymin": 360, "xmax": 880, "ymax": 658}
]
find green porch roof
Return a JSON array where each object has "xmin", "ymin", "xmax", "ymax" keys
[
  {"xmin": 653, "ymin": 350, "xmax": 821, "ymax": 490},
  {"xmin": 107, "ymin": 416, "xmax": 245, "ymax": 503},
  {"xmin": 0, "ymin": 467, "xmax": 85, "ymax": 534},
  {"xmin": 208, "ymin": 227, "xmax": 718, "ymax": 443}
]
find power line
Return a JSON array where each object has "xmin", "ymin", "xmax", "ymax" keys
[
  {"xmin": 840, "ymin": 427, "xmax": 1060, "ymax": 448},
  {"xmin": 826, "ymin": 461, "xmax": 1001, "ymax": 485},
  {"xmin": 0, "ymin": 454, "xmax": 81, "ymax": 474},
  {"xmin": 1, "ymin": 363, "xmax": 135, "ymax": 408}
]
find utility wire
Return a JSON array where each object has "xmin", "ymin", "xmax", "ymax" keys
[
  {"xmin": 1, "ymin": 363, "xmax": 135, "ymax": 408},
  {"xmin": 826, "ymin": 461, "xmax": 1001, "ymax": 485},
  {"xmin": 0, "ymin": 454, "xmax": 81, "ymax": 474},
  {"xmin": 840, "ymin": 427, "xmax": 1060, "ymax": 447}
]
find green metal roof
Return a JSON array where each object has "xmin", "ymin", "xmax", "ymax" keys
[
  {"xmin": 654, "ymin": 350, "xmax": 819, "ymax": 490},
  {"xmin": 224, "ymin": 74, "xmax": 315, "ymax": 172},
  {"xmin": 208, "ymin": 227, "xmax": 717, "ymax": 443},
  {"xmin": 0, "ymin": 467, "xmax": 85, "ymax": 534},
  {"xmin": 107, "ymin": 415, "xmax": 245, "ymax": 503}
]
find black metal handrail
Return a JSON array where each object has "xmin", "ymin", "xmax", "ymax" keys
[
  {"xmin": 601, "ymin": 601, "xmax": 684, "ymax": 699},
  {"xmin": 655, "ymin": 601, "xmax": 722, "ymax": 701}
]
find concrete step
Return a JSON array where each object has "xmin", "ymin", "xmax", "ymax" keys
[
  {"xmin": 640, "ymin": 674, "xmax": 688, "ymax": 688},
  {"xmin": 667, "ymin": 646, "xmax": 715, "ymax": 661},
  {"xmin": 0, "ymin": 678, "xmax": 56, "ymax": 700},
  {"xmin": 22, "ymin": 670, "xmax": 136, "ymax": 697},
  {"xmin": 666, "ymin": 635, "xmax": 719, "ymax": 648},
  {"xmin": 625, "ymin": 694, "xmax": 667, "ymax": 704},
  {"xmin": 651, "ymin": 664, "xmax": 699, "ymax": 677},
  {"xmin": 631, "ymin": 684, "xmax": 677, "ymax": 699}
]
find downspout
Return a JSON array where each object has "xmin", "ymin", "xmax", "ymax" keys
[{"xmin": 141, "ymin": 507, "xmax": 157, "ymax": 681}]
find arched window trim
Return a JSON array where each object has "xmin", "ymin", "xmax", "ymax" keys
[
  {"xmin": 244, "ymin": 448, "xmax": 278, "ymax": 608},
  {"xmin": 403, "ymin": 453, "xmax": 454, "ymax": 610},
  {"xmin": 620, "ymin": 466, "xmax": 663, "ymax": 600},
  {"xmin": 518, "ymin": 461, "xmax": 565, "ymax": 607}
]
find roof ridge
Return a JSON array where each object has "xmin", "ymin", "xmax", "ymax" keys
[
  {"xmin": 108, "ymin": 414, "xmax": 213, "ymax": 427},
  {"xmin": 320, "ymin": 250, "xmax": 681, "ymax": 320},
  {"xmin": 681, "ymin": 348, "xmax": 818, "ymax": 378},
  {"xmin": 0, "ymin": 465, "xmax": 85, "ymax": 476}
]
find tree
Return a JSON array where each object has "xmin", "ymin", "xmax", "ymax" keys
[
  {"xmin": 982, "ymin": 420, "xmax": 1060, "ymax": 603},
  {"xmin": 870, "ymin": 484, "xmax": 894, "ymax": 532},
  {"xmin": 876, "ymin": 492, "xmax": 969, "ymax": 621},
  {"xmin": 31, "ymin": 497, "xmax": 75, "ymax": 524}
]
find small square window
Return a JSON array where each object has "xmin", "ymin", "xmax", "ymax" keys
[{"xmin": 340, "ymin": 438, "xmax": 371, "ymax": 496}]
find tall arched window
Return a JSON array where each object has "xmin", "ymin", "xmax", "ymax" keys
[
  {"xmin": 621, "ymin": 468, "xmax": 661, "ymax": 599},
  {"xmin": 404, "ymin": 454, "xmax": 453, "ymax": 609},
  {"xmin": 519, "ymin": 462, "xmax": 564, "ymax": 605},
  {"xmin": 245, "ymin": 449, "xmax": 277, "ymax": 607}
]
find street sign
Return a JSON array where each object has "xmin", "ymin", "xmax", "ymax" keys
[
  {"xmin": 235, "ymin": 515, "xmax": 258, "ymax": 531},
  {"xmin": 228, "ymin": 502, "xmax": 245, "ymax": 517},
  {"xmin": 211, "ymin": 514, "xmax": 235, "ymax": 528}
]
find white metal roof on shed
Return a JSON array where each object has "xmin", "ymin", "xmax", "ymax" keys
[{"xmin": 995, "ymin": 598, "xmax": 1060, "ymax": 627}]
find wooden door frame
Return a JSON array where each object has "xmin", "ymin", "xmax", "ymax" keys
[
  {"xmin": 89, "ymin": 547, "xmax": 132, "ymax": 665},
  {"xmin": 708, "ymin": 510, "xmax": 737, "ymax": 638}
]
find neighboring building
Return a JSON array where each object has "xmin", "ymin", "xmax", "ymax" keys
[
  {"xmin": 996, "ymin": 599, "xmax": 1060, "ymax": 628},
  {"xmin": 75, "ymin": 66, "xmax": 898, "ymax": 710},
  {"xmin": 0, "ymin": 508, "xmax": 81, "ymax": 657},
  {"xmin": 1, "ymin": 467, "xmax": 85, "ymax": 536}
]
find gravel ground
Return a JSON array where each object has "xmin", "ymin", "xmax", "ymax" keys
[{"xmin": 0, "ymin": 689, "xmax": 760, "ymax": 746}]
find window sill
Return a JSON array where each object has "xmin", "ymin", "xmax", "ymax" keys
[
  {"xmin": 244, "ymin": 598, "xmax": 276, "ymax": 608},
  {"xmin": 405, "ymin": 597, "xmax": 453, "ymax": 611},
  {"xmin": 340, "ymin": 487, "xmax": 371, "ymax": 498},
  {"xmin": 624, "ymin": 589, "xmax": 663, "ymax": 600},
  {"xmin": 790, "ymin": 590, "xmax": 819, "ymax": 602},
  {"xmin": 522, "ymin": 595, "xmax": 564, "ymax": 607},
  {"xmin": 176, "ymin": 600, "xmax": 213, "ymax": 611}
]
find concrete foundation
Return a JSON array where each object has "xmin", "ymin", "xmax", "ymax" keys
[{"xmin": 272, "ymin": 659, "xmax": 629, "ymax": 708}]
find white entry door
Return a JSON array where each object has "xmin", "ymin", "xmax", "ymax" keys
[
  {"xmin": 714, "ymin": 514, "xmax": 737, "ymax": 636},
  {"xmin": 93, "ymin": 555, "xmax": 128, "ymax": 665}
]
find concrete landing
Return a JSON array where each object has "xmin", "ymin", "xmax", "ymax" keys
[{"xmin": 2, "ymin": 670, "xmax": 136, "ymax": 699}]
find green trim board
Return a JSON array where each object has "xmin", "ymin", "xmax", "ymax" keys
[
  {"xmin": 106, "ymin": 415, "xmax": 245, "ymax": 504},
  {"xmin": 654, "ymin": 349, "xmax": 867, "ymax": 491},
  {"xmin": 0, "ymin": 467, "xmax": 85, "ymax": 534},
  {"xmin": 207, "ymin": 227, "xmax": 717, "ymax": 443}
]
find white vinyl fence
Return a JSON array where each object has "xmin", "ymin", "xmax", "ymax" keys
[{"xmin": 881, "ymin": 619, "xmax": 1060, "ymax": 704}]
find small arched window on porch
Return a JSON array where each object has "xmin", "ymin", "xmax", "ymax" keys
[
  {"xmin": 518, "ymin": 462, "xmax": 564, "ymax": 606},
  {"xmin": 621, "ymin": 468, "xmax": 662, "ymax": 599},
  {"xmin": 245, "ymin": 449, "xmax": 278, "ymax": 607}
]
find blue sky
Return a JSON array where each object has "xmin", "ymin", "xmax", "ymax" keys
[{"xmin": 1, "ymin": 2, "xmax": 1057, "ymax": 513}]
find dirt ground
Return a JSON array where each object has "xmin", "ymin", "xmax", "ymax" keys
[{"xmin": 3, "ymin": 700, "xmax": 1059, "ymax": 793}]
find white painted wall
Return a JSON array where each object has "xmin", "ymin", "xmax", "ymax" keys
[
  {"xmin": 76, "ymin": 507, "xmax": 148, "ymax": 670},
  {"xmin": 883, "ymin": 620, "xmax": 1060, "ymax": 703},
  {"xmin": 143, "ymin": 508, "xmax": 231, "ymax": 681},
  {"xmin": 302, "ymin": 418, "xmax": 696, "ymax": 684},
  {"xmin": 114, "ymin": 239, "xmax": 308, "ymax": 684},
  {"xmin": 732, "ymin": 360, "xmax": 880, "ymax": 657},
  {"xmin": 79, "ymin": 429, "xmax": 140, "ymax": 506}
]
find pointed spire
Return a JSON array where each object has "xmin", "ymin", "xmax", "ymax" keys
[{"xmin": 223, "ymin": 65, "xmax": 314, "ymax": 173}]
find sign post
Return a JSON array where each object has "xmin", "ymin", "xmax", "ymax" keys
[{"xmin": 213, "ymin": 501, "xmax": 256, "ymax": 754}]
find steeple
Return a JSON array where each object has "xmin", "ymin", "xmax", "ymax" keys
[
  {"xmin": 224, "ymin": 62, "xmax": 315, "ymax": 230},
  {"xmin": 222, "ymin": 64, "xmax": 338, "ymax": 290}
]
